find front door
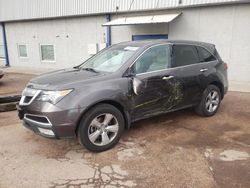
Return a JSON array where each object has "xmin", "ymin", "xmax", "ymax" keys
[{"xmin": 130, "ymin": 44, "xmax": 183, "ymax": 120}]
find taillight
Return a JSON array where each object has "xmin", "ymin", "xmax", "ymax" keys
[{"xmin": 224, "ymin": 63, "xmax": 228, "ymax": 70}]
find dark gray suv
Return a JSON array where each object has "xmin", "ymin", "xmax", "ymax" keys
[{"xmin": 17, "ymin": 40, "xmax": 228, "ymax": 152}]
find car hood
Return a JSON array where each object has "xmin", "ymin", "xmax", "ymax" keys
[{"xmin": 28, "ymin": 68, "xmax": 107, "ymax": 90}]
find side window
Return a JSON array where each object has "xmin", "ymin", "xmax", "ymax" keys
[
  {"xmin": 172, "ymin": 45, "xmax": 200, "ymax": 68},
  {"xmin": 197, "ymin": 46, "xmax": 216, "ymax": 62},
  {"xmin": 133, "ymin": 44, "xmax": 171, "ymax": 74}
]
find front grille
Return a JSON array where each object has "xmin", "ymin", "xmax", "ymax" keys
[{"xmin": 25, "ymin": 114, "xmax": 49, "ymax": 124}]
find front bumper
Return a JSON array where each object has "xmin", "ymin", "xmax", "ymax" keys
[{"xmin": 17, "ymin": 102, "xmax": 82, "ymax": 139}]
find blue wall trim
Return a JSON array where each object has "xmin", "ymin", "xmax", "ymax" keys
[
  {"xmin": 1, "ymin": 23, "xmax": 10, "ymax": 66},
  {"xmin": 106, "ymin": 14, "xmax": 111, "ymax": 47}
]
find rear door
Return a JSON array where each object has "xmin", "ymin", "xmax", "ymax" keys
[
  {"xmin": 196, "ymin": 46, "xmax": 219, "ymax": 89},
  {"xmin": 170, "ymin": 44, "xmax": 205, "ymax": 107}
]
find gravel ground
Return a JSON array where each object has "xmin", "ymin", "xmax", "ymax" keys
[{"xmin": 0, "ymin": 73, "xmax": 250, "ymax": 188}]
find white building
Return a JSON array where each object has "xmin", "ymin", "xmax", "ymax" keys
[{"xmin": 0, "ymin": 0, "xmax": 250, "ymax": 91}]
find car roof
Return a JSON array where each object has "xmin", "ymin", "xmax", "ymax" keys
[{"xmin": 116, "ymin": 39, "xmax": 215, "ymax": 51}]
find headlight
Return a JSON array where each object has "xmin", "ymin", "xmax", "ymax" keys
[{"xmin": 36, "ymin": 89, "xmax": 73, "ymax": 104}]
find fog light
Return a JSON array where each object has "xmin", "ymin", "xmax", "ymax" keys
[{"xmin": 38, "ymin": 128, "xmax": 55, "ymax": 136}]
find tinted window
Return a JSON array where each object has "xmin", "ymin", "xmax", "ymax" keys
[
  {"xmin": 172, "ymin": 45, "xmax": 200, "ymax": 67},
  {"xmin": 214, "ymin": 49, "xmax": 222, "ymax": 61},
  {"xmin": 197, "ymin": 46, "xmax": 216, "ymax": 62},
  {"xmin": 133, "ymin": 44, "xmax": 171, "ymax": 74}
]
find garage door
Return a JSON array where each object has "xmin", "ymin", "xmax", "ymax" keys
[{"xmin": 132, "ymin": 34, "xmax": 168, "ymax": 41}]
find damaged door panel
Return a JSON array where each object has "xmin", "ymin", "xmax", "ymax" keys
[
  {"xmin": 131, "ymin": 70, "xmax": 182, "ymax": 120},
  {"xmin": 129, "ymin": 44, "xmax": 184, "ymax": 120},
  {"xmin": 171, "ymin": 44, "xmax": 205, "ymax": 107}
]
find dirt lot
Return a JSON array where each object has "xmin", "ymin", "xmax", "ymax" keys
[
  {"xmin": 0, "ymin": 72, "xmax": 33, "ymax": 95},
  {"xmin": 0, "ymin": 73, "xmax": 250, "ymax": 188}
]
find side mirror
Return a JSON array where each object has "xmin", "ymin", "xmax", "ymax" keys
[
  {"xmin": 126, "ymin": 67, "xmax": 142, "ymax": 95},
  {"xmin": 132, "ymin": 77, "xmax": 143, "ymax": 95}
]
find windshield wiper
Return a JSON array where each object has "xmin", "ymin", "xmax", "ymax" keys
[{"xmin": 81, "ymin": 67, "xmax": 99, "ymax": 73}]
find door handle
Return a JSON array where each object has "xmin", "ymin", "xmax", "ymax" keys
[
  {"xmin": 162, "ymin": 75, "xmax": 174, "ymax": 80},
  {"xmin": 200, "ymin": 68, "xmax": 208, "ymax": 72}
]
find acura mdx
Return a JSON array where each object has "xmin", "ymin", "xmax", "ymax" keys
[{"xmin": 17, "ymin": 40, "xmax": 228, "ymax": 152}]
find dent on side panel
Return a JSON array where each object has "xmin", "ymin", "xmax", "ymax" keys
[
  {"xmin": 165, "ymin": 80, "xmax": 184, "ymax": 110},
  {"xmin": 131, "ymin": 78, "xmax": 184, "ymax": 120}
]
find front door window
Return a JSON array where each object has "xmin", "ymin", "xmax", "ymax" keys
[{"xmin": 133, "ymin": 44, "xmax": 171, "ymax": 74}]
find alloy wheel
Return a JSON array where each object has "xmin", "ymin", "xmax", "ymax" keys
[
  {"xmin": 205, "ymin": 90, "xmax": 220, "ymax": 113},
  {"xmin": 87, "ymin": 113, "xmax": 119, "ymax": 146}
]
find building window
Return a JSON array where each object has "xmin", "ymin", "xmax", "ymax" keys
[
  {"xmin": 0, "ymin": 45, "xmax": 5, "ymax": 59},
  {"xmin": 40, "ymin": 44, "xmax": 55, "ymax": 62},
  {"xmin": 18, "ymin": 44, "xmax": 28, "ymax": 58}
]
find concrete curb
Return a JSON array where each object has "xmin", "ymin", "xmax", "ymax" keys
[
  {"xmin": 0, "ymin": 95, "xmax": 21, "ymax": 104},
  {"xmin": 0, "ymin": 95, "xmax": 20, "ymax": 112},
  {"xmin": 0, "ymin": 102, "xmax": 18, "ymax": 112}
]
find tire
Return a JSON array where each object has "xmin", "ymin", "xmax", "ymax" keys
[
  {"xmin": 195, "ymin": 85, "xmax": 221, "ymax": 117},
  {"xmin": 77, "ymin": 104, "xmax": 125, "ymax": 152}
]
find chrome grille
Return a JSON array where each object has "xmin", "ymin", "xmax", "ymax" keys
[{"xmin": 19, "ymin": 88, "xmax": 41, "ymax": 105}]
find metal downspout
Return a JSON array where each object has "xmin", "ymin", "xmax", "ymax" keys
[
  {"xmin": 1, "ymin": 22, "xmax": 10, "ymax": 66},
  {"xmin": 106, "ymin": 14, "xmax": 111, "ymax": 47}
]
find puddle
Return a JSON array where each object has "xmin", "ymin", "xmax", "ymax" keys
[{"xmin": 219, "ymin": 150, "xmax": 249, "ymax": 161}]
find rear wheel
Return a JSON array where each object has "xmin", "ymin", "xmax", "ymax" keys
[
  {"xmin": 195, "ymin": 85, "xmax": 221, "ymax": 117},
  {"xmin": 78, "ymin": 104, "xmax": 125, "ymax": 152}
]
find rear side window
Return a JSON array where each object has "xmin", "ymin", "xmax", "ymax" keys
[
  {"xmin": 214, "ymin": 49, "xmax": 222, "ymax": 61},
  {"xmin": 197, "ymin": 46, "xmax": 216, "ymax": 62},
  {"xmin": 172, "ymin": 45, "xmax": 200, "ymax": 68}
]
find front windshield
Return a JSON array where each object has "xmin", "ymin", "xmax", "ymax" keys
[{"xmin": 80, "ymin": 46, "xmax": 139, "ymax": 73}]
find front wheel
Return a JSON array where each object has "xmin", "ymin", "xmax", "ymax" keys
[
  {"xmin": 195, "ymin": 85, "xmax": 221, "ymax": 117},
  {"xmin": 77, "ymin": 104, "xmax": 125, "ymax": 152}
]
